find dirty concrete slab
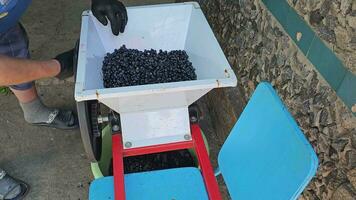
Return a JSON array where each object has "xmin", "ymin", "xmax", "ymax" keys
[{"xmin": 0, "ymin": 84, "xmax": 91, "ymax": 200}]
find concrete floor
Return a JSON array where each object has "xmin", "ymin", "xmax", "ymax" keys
[{"xmin": 0, "ymin": 84, "xmax": 91, "ymax": 200}]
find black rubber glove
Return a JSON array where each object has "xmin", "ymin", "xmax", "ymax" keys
[
  {"xmin": 91, "ymin": 0, "xmax": 128, "ymax": 36},
  {"xmin": 55, "ymin": 49, "xmax": 74, "ymax": 80}
]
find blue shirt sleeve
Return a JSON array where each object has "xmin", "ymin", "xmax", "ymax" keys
[
  {"xmin": 0, "ymin": 0, "xmax": 32, "ymax": 33},
  {"xmin": 0, "ymin": 0, "xmax": 18, "ymax": 13}
]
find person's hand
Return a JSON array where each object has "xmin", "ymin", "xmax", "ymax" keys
[
  {"xmin": 54, "ymin": 49, "xmax": 74, "ymax": 80},
  {"xmin": 91, "ymin": 0, "xmax": 128, "ymax": 36}
]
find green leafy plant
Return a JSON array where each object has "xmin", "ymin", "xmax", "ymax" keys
[{"xmin": 0, "ymin": 86, "xmax": 11, "ymax": 95}]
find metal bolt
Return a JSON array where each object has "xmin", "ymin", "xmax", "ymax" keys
[
  {"xmin": 296, "ymin": 32, "xmax": 302, "ymax": 41},
  {"xmin": 125, "ymin": 142, "xmax": 132, "ymax": 148},
  {"xmin": 97, "ymin": 115, "xmax": 109, "ymax": 124},
  {"xmin": 184, "ymin": 134, "xmax": 192, "ymax": 141},
  {"xmin": 112, "ymin": 125, "xmax": 120, "ymax": 132},
  {"xmin": 190, "ymin": 116, "xmax": 198, "ymax": 123},
  {"xmin": 352, "ymin": 104, "xmax": 356, "ymax": 113}
]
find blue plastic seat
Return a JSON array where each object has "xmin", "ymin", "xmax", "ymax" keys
[
  {"xmin": 89, "ymin": 167, "xmax": 208, "ymax": 200},
  {"xmin": 89, "ymin": 82, "xmax": 318, "ymax": 200},
  {"xmin": 218, "ymin": 82, "xmax": 318, "ymax": 200}
]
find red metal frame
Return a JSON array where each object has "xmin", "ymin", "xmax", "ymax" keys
[
  {"xmin": 191, "ymin": 124, "xmax": 222, "ymax": 200},
  {"xmin": 123, "ymin": 140, "xmax": 194, "ymax": 157},
  {"xmin": 112, "ymin": 124, "xmax": 222, "ymax": 200},
  {"xmin": 112, "ymin": 134, "xmax": 125, "ymax": 200}
]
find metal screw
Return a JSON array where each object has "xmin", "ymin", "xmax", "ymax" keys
[
  {"xmin": 184, "ymin": 134, "xmax": 192, "ymax": 140},
  {"xmin": 190, "ymin": 116, "xmax": 198, "ymax": 123},
  {"xmin": 352, "ymin": 104, "xmax": 356, "ymax": 113},
  {"xmin": 125, "ymin": 142, "xmax": 132, "ymax": 148},
  {"xmin": 97, "ymin": 115, "xmax": 109, "ymax": 124},
  {"xmin": 296, "ymin": 32, "xmax": 302, "ymax": 41},
  {"xmin": 112, "ymin": 125, "xmax": 120, "ymax": 132}
]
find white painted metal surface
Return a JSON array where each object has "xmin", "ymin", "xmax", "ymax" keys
[
  {"xmin": 75, "ymin": 2, "xmax": 237, "ymax": 148},
  {"xmin": 121, "ymin": 107, "xmax": 191, "ymax": 148}
]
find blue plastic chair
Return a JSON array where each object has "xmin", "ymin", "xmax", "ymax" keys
[
  {"xmin": 90, "ymin": 167, "xmax": 209, "ymax": 200},
  {"xmin": 218, "ymin": 82, "xmax": 318, "ymax": 199},
  {"xmin": 89, "ymin": 82, "xmax": 318, "ymax": 200}
]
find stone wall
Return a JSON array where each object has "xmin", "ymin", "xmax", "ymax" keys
[
  {"xmin": 177, "ymin": 0, "xmax": 356, "ymax": 199},
  {"xmin": 287, "ymin": 0, "xmax": 356, "ymax": 74}
]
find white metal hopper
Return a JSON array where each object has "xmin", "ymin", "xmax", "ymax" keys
[{"xmin": 75, "ymin": 2, "xmax": 237, "ymax": 149}]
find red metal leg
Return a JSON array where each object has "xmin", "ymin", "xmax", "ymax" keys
[
  {"xmin": 111, "ymin": 125, "xmax": 222, "ymax": 200},
  {"xmin": 191, "ymin": 124, "xmax": 222, "ymax": 200},
  {"xmin": 112, "ymin": 134, "xmax": 125, "ymax": 200},
  {"xmin": 123, "ymin": 140, "xmax": 194, "ymax": 157}
]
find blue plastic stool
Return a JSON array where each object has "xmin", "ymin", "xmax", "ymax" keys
[
  {"xmin": 89, "ymin": 167, "xmax": 208, "ymax": 200},
  {"xmin": 89, "ymin": 82, "xmax": 318, "ymax": 200}
]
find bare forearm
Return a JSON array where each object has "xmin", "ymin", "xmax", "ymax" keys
[{"xmin": 0, "ymin": 55, "xmax": 60, "ymax": 86}]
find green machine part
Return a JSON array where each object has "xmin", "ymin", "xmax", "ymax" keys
[{"xmin": 91, "ymin": 125, "xmax": 112, "ymax": 179}]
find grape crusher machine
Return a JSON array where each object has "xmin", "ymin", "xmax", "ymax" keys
[{"xmin": 75, "ymin": 2, "xmax": 237, "ymax": 199}]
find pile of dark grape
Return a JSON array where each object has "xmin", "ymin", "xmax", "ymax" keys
[
  {"xmin": 102, "ymin": 45, "xmax": 197, "ymax": 88},
  {"xmin": 123, "ymin": 150, "xmax": 195, "ymax": 173},
  {"xmin": 108, "ymin": 150, "xmax": 196, "ymax": 175}
]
